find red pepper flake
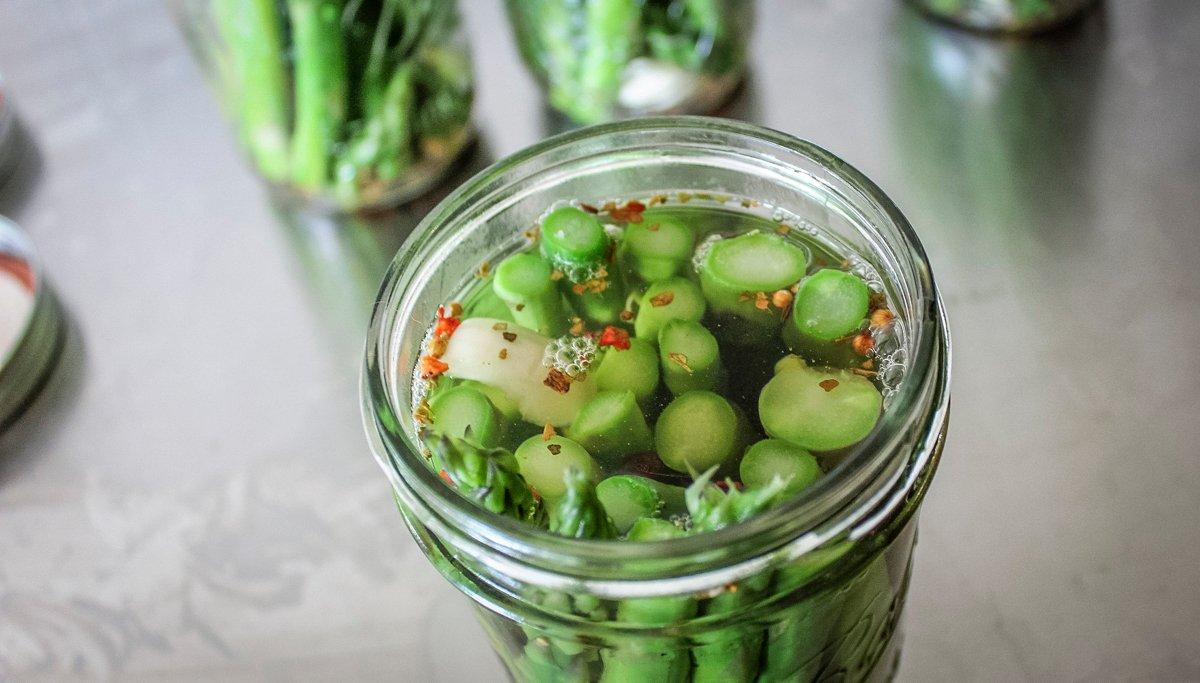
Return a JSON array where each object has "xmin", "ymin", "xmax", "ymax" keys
[
  {"xmin": 433, "ymin": 305, "xmax": 461, "ymax": 338},
  {"xmin": 608, "ymin": 200, "xmax": 646, "ymax": 223},
  {"xmin": 851, "ymin": 368, "xmax": 878, "ymax": 378},
  {"xmin": 851, "ymin": 332, "xmax": 875, "ymax": 356},
  {"xmin": 861, "ymin": 358, "xmax": 876, "ymax": 370},
  {"xmin": 523, "ymin": 227, "xmax": 540, "ymax": 242},
  {"xmin": 502, "ymin": 331, "xmax": 517, "ymax": 342},
  {"xmin": 419, "ymin": 355, "xmax": 450, "ymax": 379},
  {"xmin": 819, "ymin": 378, "xmax": 839, "ymax": 392},
  {"xmin": 668, "ymin": 352, "xmax": 693, "ymax": 374},
  {"xmin": 449, "ymin": 302, "xmax": 463, "ymax": 317},
  {"xmin": 869, "ymin": 291, "xmax": 888, "ymax": 310},
  {"xmin": 428, "ymin": 336, "xmax": 449, "ymax": 357},
  {"xmin": 542, "ymin": 423, "xmax": 556, "ymax": 441},
  {"xmin": 544, "ymin": 368, "xmax": 572, "ymax": 394},
  {"xmin": 619, "ymin": 309, "xmax": 634, "ymax": 322},
  {"xmin": 738, "ymin": 291, "xmax": 754, "ymax": 302},
  {"xmin": 569, "ymin": 317, "xmax": 586, "ymax": 336},
  {"xmin": 647, "ymin": 223, "xmax": 661, "ymax": 232},
  {"xmin": 439, "ymin": 469, "xmax": 453, "ymax": 485},
  {"xmin": 572, "ymin": 283, "xmax": 587, "ymax": 295},
  {"xmin": 547, "ymin": 444, "xmax": 562, "ymax": 455},
  {"xmin": 649, "ymin": 291, "xmax": 674, "ymax": 307},
  {"xmin": 598, "ymin": 325, "xmax": 631, "ymax": 350},
  {"xmin": 475, "ymin": 261, "xmax": 491, "ymax": 278},
  {"xmin": 870, "ymin": 308, "xmax": 895, "ymax": 328},
  {"xmin": 498, "ymin": 348, "xmax": 508, "ymax": 360},
  {"xmin": 579, "ymin": 203, "xmax": 599, "ymax": 214}
]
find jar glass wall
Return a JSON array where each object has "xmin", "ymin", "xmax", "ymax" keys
[
  {"xmin": 909, "ymin": 0, "xmax": 1098, "ymax": 34},
  {"xmin": 363, "ymin": 118, "xmax": 951, "ymax": 682},
  {"xmin": 171, "ymin": 0, "xmax": 475, "ymax": 212},
  {"xmin": 505, "ymin": 1, "xmax": 751, "ymax": 126}
]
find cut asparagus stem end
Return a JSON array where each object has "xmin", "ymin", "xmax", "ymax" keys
[
  {"xmin": 622, "ymin": 211, "xmax": 695, "ymax": 282},
  {"xmin": 655, "ymin": 390, "xmax": 742, "ymax": 473},
  {"xmin": 634, "ymin": 276, "xmax": 706, "ymax": 339},
  {"xmin": 515, "ymin": 435, "xmax": 601, "ymax": 503},
  {"xmin": 759, "ymin": 361, "xmax": 882, "ymax": 452},
  {"xmin": 658, "ymin": 319, "xmax": 726, "ymax": 395},
  {"xmin": 596, "ymin": 475, "xmax": 663, "ymax": 533},
  {"xmin": 493, "ymin": 252, "xmax": 568, "ymax": 337},
  {"xmin": 427, "ymin": 384, "xmax": 501, "ymax": 447},
  {"xmin": 540, "ymin": 205, "xmax": 610, "ymax": 270},
  {"xmin": 566, "ymin": 391, "xmax": 654, "ymax": 466},
  {"xmin": 791, "ymin": 268, "xmax": 870, "ymax": 341},
  {"xmin": 740, "ymin": 439, "xmax": 822, "ymax": 498},
  {"xmin": 592, "ymin": 338, "xmax": 660, "ymax": 406}
]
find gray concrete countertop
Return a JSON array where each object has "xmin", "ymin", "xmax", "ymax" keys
[{"xmin": 0, "ymin": 0, "xmax": 1197, "ymax": 680}]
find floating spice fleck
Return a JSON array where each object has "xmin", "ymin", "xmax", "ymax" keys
[
  {"xmin": 428, "ymin": 336, "xmax": 448, "ymax": 357},
  {"xmin": 772, "ymin": 289, "xmax": 793, "ymax": 310},
  {"xmin": 502, "ymin": 331, "xmax": 517, "ymax": 342},
  {"xmin": 569, "ymin": 317, "xmax": 586, "ymax": 336},
  {"xmin": 647, "ymin": 223, "xmax": 660, "ymax": 232},
  {"xmin": 819, "ymin": 378, "xmax": 839, "ymax": 392},
  {"xmin": 498, "ymin": 348, "xmax": 508, "ymax": 360},
  {"xmin": 776, "ymin": 224, "xmax": 791, "ymax": 235},
  {"xmin": 492, "ymin": 322, "xmax": 508, "ymax": 331},
  {"xmin": 542, "ymin": 423, "xmax": 556, "ymax": 441},
  {"xmin": 579, "ymin": 203, "xmax": 599, "ymax": 214},
  {"xmin": 439, "ymin": 469, "xmax": 453, "ymax": 485},
  {"xmin": 649, "ymin": 291, "xmax": 675, "ymax": 307},
  {"xmin": 547, "ymin": 444, "xmax": 562, "ymax": 455},
  {"xmin": 544, "ymin": 368, "xmax": 572, "ymax": 394},
  {"xmin": 754, "ymin": 292, "xmax": 770, "ymax": 310},
  {"xmin": 475, "ymin": 261, "xmax": 491, "ymax": 278},
  {"xmin": 852, "ymin": 368, "xmax": 878, "ymax": 378},
  {"xmin": 619, "ymin": 309, "xmax": 634, "ymax": 322},
  {"xmin": 414, "ymin": 400, "xmax": 432, "ymax": 425},
  {"xmin": 851, "ymin": 332, "xmax": 875, "ymax": 356},
  {"xmin": 870, "ymin": 308, "xmax": 895, "ymax": 328},
  {"xmin": 668, "ymin": 352, "xmax": 693, "ymax": 374},
  {"xmin": 515, "ymin": 303, "xmax": 525, "ymax": 311}
]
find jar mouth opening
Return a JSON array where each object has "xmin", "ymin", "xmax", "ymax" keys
[{"xmin": 363, "ymin": 117, "xmax": 949, "ymax": 583}]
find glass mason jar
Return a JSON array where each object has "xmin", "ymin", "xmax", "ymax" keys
[
  {"xmin": 171, "ymin": 0, "xmax": 475, "ymax": 212},
  {"xmin": 504, "ymin": 1, "xmax": 752, "ymax": 126},
  {"xmin": 908, "ymin": 0, "xmax": 1097, "ymax": 33},
  {"xmin": 362, "ymin": 118, "xmax": 951, "ymax": 682}
]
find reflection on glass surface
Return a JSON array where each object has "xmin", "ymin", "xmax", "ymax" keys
[
  {"xmin": 908, "ymin": 0, "xmax": 1098, "ymax": 34},
  {"xmin": 889, "ymin": 6, "xmax": 1107, "ymax": 250},
  {"xmin": 0, "ymin": 216, "xmax": 64, "ymax": 431}
]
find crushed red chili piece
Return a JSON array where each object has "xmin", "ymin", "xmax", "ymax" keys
[
  {"xmin": 870, "ymin": 308, "xmax": 895, "ymax": 328},
  {"xmin": 547, "ymin": 444, "xmax": 562, "ymax": 455},
  {"xmin": 502, "ymin": 331, "xmax": 517, "ymax": 342},
  {"xmin": 579, "ymin": 203, "xmax": 599, "ymax": 214},
  {"xmin": 598, "ymin": 325, "xmax": 631, "ymax": 350},
  {"xmin": 753, "ymin": 292, "xmax": 771, "ymax": 310},
  {"xmin": 608, "ymin": 200, "xmax": 646, "ymax": 223},
  {"xmin": 772, "ymin": 289, "xmax": 793, "ymax": 310},
  {"xmin": 439, "ymin": 469, "xmax": 453, "ymax": 485},
  {"xmin": 433, "ymin": 305, "xmax": 461, "ymax": 338},
  {"xmin": 498, "ymin": 348, "xmax": 508, "ymax": 360},
  {"xmin": 419, "ymin": 355, "xmax": 450, "ymax": 379},
  {"xmin": 819, "ymin": 378, "xmax": 839, "ymax": 392}
]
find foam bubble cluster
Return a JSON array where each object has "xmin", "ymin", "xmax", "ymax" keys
[{"xmin": 542, "ymin": 334, "xmax": 598, "ymax": 377}]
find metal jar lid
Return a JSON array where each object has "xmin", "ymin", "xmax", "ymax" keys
[{"xmin": 0, "ymin": 215, "xmax": 64, "ymax": 430}]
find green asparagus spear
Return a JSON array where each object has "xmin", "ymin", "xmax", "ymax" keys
[
  {"xmin": 493, "ymin": 251, "xmax": 570, "ymax": 337},
  {"xmin": 699, "ymin": 231, "xmax": 807, "ymax": 345},
  {"xmin": 619, "ymin": 211, "xmax": 696, "ymax": 282},
  {"xmin": 540, "ymin": 206, "xmax": 627, "ymax": 325},
  {"xmin": 634, "ymin": 277, "xmax": 706, "ymax": 340},
  {"xmin": 567, "ymin": 391, "xmax": 654, "ymax": 466},
  {"xmin": 759, "ymin": 356, "xmax": 882, "ymax": 452},
  {"xmin": 550, "ymin": 467, "xmax": 619, "ymax": 539},
  {"xmin": 592, "ymin": 338, "xmax": 660, "ymax": 407},
  {"xmin": 687, "ymin": 468, "xmax": 790, "ymax": 682},
  {"xmin": 576, "ymin": 0, "xmax": 641, "ymax": 124},
  {"xmin": 212, "ymin": 0, "xmax": 291, "ymax": 180},
  {"xmin": 739, "ymin": 439, "xmax": 822, "ymax": 499},
  {"xmin": 287, "ymin": 0, "xmax": 349, "ymax": 189},
  {"xmin": 658, "ymin": 319, "xmax": 726, "ymax": 395},
  {"xmin": 655, "ymin": 391, "xmax": 749, "ymax": 474},
  {"xmin": 515, "ymin": 434, "xmax": 602, "ymax": 504},
  {"xmin": 596, "ymin": 475, "xmax": 663, "ymax": 533},
  {"xmin": 427, "ymin": 383, "xmax": 501, "ymax": 447},
  {"xmin": 423, "ymin": 432, "xmax": 544, "ymax": 525}
]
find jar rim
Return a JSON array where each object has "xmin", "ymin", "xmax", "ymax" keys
[{"xmin": 362, "ymin": 116, "xmax": 951, "ymax": 590}]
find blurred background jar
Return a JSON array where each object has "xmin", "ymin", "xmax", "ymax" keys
[
  {"xmin": 908, "ymin": 0, "xmax": 1098, "ymax": 34},
  {"xmin": 172, "ymin": 0, "xmax": 475, "ymax": 212},
  {"xmin": 505, "ymin": 0, "xmax": 751, "ymax": 126}
]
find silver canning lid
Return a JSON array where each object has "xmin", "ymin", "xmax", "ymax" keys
[{"xmin": 0, "ymin": 215, "xmax": 64, "ymax": 431}]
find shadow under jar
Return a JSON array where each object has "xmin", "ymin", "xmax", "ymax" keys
[
  {"xmin": 363, "ymin": 118, "xmax": 951, "ymax": 682},
  {"xmin": 505, "ymin": 0, "xmax": 751, "ymax": 126},
  {"xmin": 908, "ymin": 0, "xmax": 1098, "ymax": 34},
  {"xmin": 172, "ymin": 0, "xmax": 474, "ymax": 212}
]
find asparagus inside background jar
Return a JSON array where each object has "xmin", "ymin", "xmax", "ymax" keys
[
  {"xmin": 363, "ymin": 119, "xmax": 949, "ymax": 683},
  {"xmin": 173, "ymin": 0, "xmax": 475, "ymax": 211},
  {"xmin": 505, "ymin": 0, "xmax": 751, "ymax": 125}
]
